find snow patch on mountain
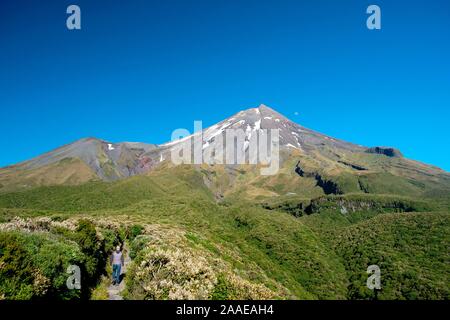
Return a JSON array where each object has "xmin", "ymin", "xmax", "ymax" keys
[{"xmin": 254, "ymin": 119, "xmax": 261, "ymax": 131}]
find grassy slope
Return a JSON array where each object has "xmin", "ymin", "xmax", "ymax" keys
[
  {"xmin": 0, "ymin": 161, "xmax": 449, "ymax": 299},
  {"xmin": 0, "ymin": 158, "xmax": 98, "ymax": 193},
  {"xmin": 0, "ymin": 167, "xmax": 349, "ymax": 299}
]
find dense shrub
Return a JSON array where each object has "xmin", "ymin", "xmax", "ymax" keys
[
  {"xmin": 125, "ymin": 233, "xmax": 275, "ymax": 300},
  {"xmin": 128, "ymin": 224, "xmax": 144, "ymax": 240},
  {"xmin": 334, "ymin": 212, "xmax": 450, "ymax": 300},
  {"xmin": 71, "ymin": 220, "xmax": 107, "ymax": 296},
  {"xmin": 128, "ymin": 235, "xmax": 151, "ymax": 260},
  {"xmin": 100, "ymin": 228, "xmax": 124, "ymax": 253},
  {"xmin": 0, "ymin": 219, "xmax": 108, "ymax": 300},
  {"xmin": 0, "ymin": 232, "xmax": 84, "ymax": 299}
]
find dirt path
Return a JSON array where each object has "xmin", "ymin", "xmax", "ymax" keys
[{"xmin": 107, "ymin": 248, "xmax": 131, "ymax": 300}]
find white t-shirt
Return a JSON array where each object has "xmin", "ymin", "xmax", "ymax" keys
[{"xmin": 112, "ymin": 251, "xmax": 122, "ymax": 265}]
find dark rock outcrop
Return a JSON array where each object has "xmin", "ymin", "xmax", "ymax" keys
[
  {"xmin": 305, "ymin": 195, "xmax": 433, "ymax": 215},
  {"xmin": 295, "ymin": 161, "xmax": 342, "ymax": 195},
  {"xmin": 366, "ymin": 146, "xmax": 403, "ymax": 158},
  {"xmin": 338, "ymin": 160, "xmax": 367, "ymax": 171}
]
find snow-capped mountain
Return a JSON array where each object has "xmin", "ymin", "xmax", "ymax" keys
[
  {"xmin": 0, "ymin": 104, "xmax": 447, "ymax": 193},
  {"xmin": 160, "ymin": 104, "xmax": 363, "ymax": 155}
]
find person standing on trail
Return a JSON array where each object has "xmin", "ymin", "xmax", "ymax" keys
[{"xmin": 110, "ymin": 245, "xmax": 124, "ymax": 285}]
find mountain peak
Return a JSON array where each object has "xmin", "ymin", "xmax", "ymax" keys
[
  {"xmin": 257, "ymin": 103, "xmax": 274, "ymax": 112},
  {"xmin": 241, "ymin": 103, "xmax": 278, "ymax": 114},
  {"xmin": 233, "ymin": 104, "xmax": 288, "ymax": 122},
  {"xmin": 182, "ymin": 103, "xmax": 358, "ymax": 154}
]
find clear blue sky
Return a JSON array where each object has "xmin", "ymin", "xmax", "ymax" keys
[{"xmin": 0, "ymin": 0, "xmax": 449, "ymax": 170}]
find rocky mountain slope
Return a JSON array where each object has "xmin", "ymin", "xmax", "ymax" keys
[{"xmin": 0, "ymin": 104, "xmax": 449, "ymax": 199}]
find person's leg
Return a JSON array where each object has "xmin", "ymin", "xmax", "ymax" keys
[
  {"xmin": 116, "ymin": 264, "xmax": 122, "ymax": 284},
  {"xmin": 112, "ymin": 264, "xmax": 118, "ymax": 284},
  {"xmin": 113, "ymin": 264, "xmax": 120, "ymax": 284}
]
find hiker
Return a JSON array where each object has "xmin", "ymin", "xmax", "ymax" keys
[{"xmin": 110, "ymin": 245, "xmax": 124, "ymax": 285}]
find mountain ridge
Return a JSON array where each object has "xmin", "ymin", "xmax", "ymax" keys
[{"xmin": 0, "ymin": 104, "xmax": 448, "ymax": 196}]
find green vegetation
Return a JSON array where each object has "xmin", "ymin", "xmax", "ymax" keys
[
  {"xmin": 127, "ymin": 224, "xmax": 144, "ymax": 241},
  {"xmin": 334, "ymin": 212, "xmax": 450, "ymax": 299},
  {"xmin": 0, "ymin": 219, "xmax": 107, "ymax": 300},
  {"xmin": 0, "ymin": 162, "xmax": 449, "ymax": 300},
  {"xmin": 0, "ymin": 231, "xmax": 83, "ymax": 300}
]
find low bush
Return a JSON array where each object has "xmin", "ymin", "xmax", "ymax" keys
[
  {"xmin": 0, "ymin": 232, "xmax": 84, "ymax": 299},
  {"xmin": 0, "ymin": 219, "xmax": 108, "ymax": 300}
]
